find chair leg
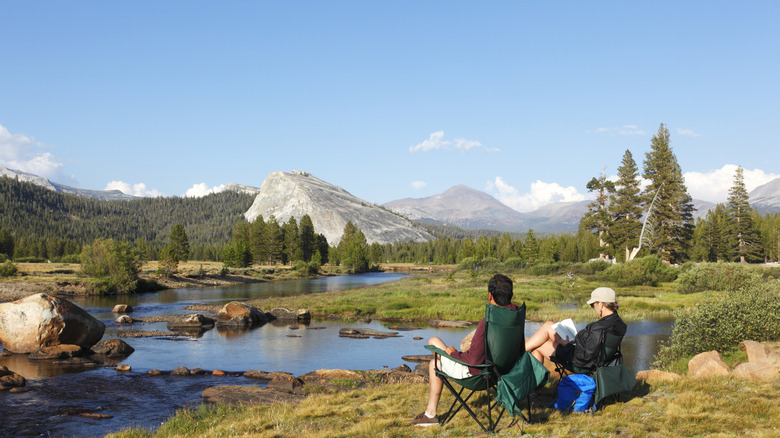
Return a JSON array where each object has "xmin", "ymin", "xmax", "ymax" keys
[{"xmin": 439, "ymin": 377, "xmax": 489, "ymax": 433}]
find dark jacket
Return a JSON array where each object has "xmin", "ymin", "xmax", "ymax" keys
[{"xmin": 570, "ymin": 312, "xmax": 627, "ymax": 370}]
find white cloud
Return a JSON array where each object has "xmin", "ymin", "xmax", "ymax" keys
[
  {"xmin": 486, "ymin": 177, "xmax": 586, "ymax": 212},
  {"xmin": 409, "ymin": 131, "xmax": 497, "ymax": 153},
  {"xmin": 684, "ymin": 165, "xmax": 780, "ymax": 203},
  {"xmin": 105, "ymin": 180, "xmax": 165, "ymax": 197},
  {"xmin": 411, "ymin": 181, "xmax": 427, "ymax": 190},
  {"xmin": 677, "ymin": 128, "xmax": 701, "ymax": 137},
  {"xmin": 0, "ymin": 123, "xmax": 64, "ymax": 179},
  {"xmin": 185, "ymin": 182, "xmax": 226, "ymax": 198}
]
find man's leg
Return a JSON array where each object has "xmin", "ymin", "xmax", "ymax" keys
[{"xmin": 425, "ymin": 337, "xmax": 448, "ymax": 416}]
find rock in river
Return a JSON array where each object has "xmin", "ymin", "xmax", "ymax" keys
[
  {"xmin": 217, "ymin": 302, "xmax": 269, "ymax": 328},
  {"xmin": 0, "ymin": 293, "xmax": 105, "ymax": 353}
]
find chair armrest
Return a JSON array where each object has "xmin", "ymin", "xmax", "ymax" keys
[{"xmin": 424, "ymin": 345, "xmax": 490, "ymax": 368}]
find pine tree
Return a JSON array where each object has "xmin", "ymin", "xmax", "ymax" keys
[
  {"xmin": 642, "ymin": 124, "xmax": 695, "ymax": 263},
  {"xmin": 299, "ymin": 215, "xmax": 316, "ymax": 262},
  {"xmin": 169, "ymin": 224, "xmax": 190, "ymax": 262},
  {"xmin": 283, "ymin": 217, "xmax": 300, "ymax": 265},
  {"xmin": 522, "ymin": 229, "xmax": 540, "ymax": 263},
  {"xmin": 607, "ymin": 150, "xmax": 643, "ymax": 261},
  {"xmin": 338, "ymin": 221, "xmax": 369, "ymax": 273},
  {"xmin": 727, "ymin": 166, "xmax": 762, "ymax": 262},
  {"xmin": 580, "ymin": 169, "xmax": 616, "ymax": 259}
]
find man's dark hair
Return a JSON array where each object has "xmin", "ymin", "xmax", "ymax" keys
[{"xmin": 488, "ymin": 274, "xmax": 513, "ymax": 306}]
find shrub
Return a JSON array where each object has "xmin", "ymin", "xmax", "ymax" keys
[
  {"xmin": 292, "ymin": 260, "xmax": 319, "ymax": 276},
  {"xmin": 503, "ymin": 257, "xmax": 525, "ymax": 270},
  {"xmin": 529, "ymin": 262, "xmax": 571, "ymax": 276},
  {"xmin": 0, "ymin": 260, "xmax": 18, "ymax": 277},
  {"xmin": 458, "ymin": 257, "xmax": 480, "ymax": 271},
  {"xmin": 653, "ymin": 278, "xmax": 780, "ymax": 369},
  {"xmin": 569, "ymin": 260, "xmax": 611, "ymax": 275},
  {"xmin": 594, "ymin": 256, "xmax": 678, "ymax": 287},
  {"xmin": 478, "ymin": 257, "xmax": 503, "ymax": 270},
  {"xmin": 0, "ymin": 253, "xmax": 7, "ymax": 263},
  {"xmin": 14, "ymin": 256, "xmax": 46, "ymax": 263},
  {"xmin": 80, "ymin": 239, "xmax": 141, "ymax": 293},
  {"xmin": 675, "ymin": 262, "xmax": 763, "ymax": 294},
  {"xmin": 60, "ymin": 254, "xmax": 81, "ymax": 264}
]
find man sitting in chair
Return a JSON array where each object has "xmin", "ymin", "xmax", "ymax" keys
[{"xmin": 412, "ymin": 274, "xmax": 518, "ymax": 426}]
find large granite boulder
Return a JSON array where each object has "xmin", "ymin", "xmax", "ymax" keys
[
  {"xmin": 0, "ymin": 294, "xmax": 105, "ymax": 353},
  {"xmin": 217, "ymin": 302, "xmax": 268, "ymax": 328},
  {"xmin": 689, "ymin": 351, "xmax": 731, "ymax": 377}
]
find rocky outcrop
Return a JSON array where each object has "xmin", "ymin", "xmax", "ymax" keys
[
  {"xmin": 688, "ymin": 342, "xmax": 780, "ymax": 381},
  {"xmin": 166, "ymin": 313, "xmax": 216, "ymax": 330},
  {"xmin": 90, "ymin": 338, "xmax": 135, "ymax": 357},
  {"xmin": 338, "ymin": 328, "xmax": 401, "ymax": 339},
  {"xmin": 0, "ymin": 293, "xmax": 105, "ymax": 353},
  {"xmin": 428, "ymin": 320, "xmax": 473, "ymax": 329},
  {"xmin": 29, "ymin": 344, "xmax": 83, "ymax": 360},
  {"xmin": 112, "ymin": 305, "xmax": 133, "ymax": 313},
  {"xmin": 688, "ymin": 351, "xmax": 731, "ymax": 377},
  {"xmin": 0, "ymin": 365, "xmax": 26, "ymax": 391},
  {"xmin": 635, "ymin": 369, "xmax": 682, "ymax": 382},
  {"xmin": 243, "ymin": 171, "xmax": 433, "ymax": 245},
  {"xmin": 216, "ymin": 302, "xmax": 269, "ymax": 328},
  {"xmin": 268, "ymin": 308, "xmax": 311, "ymax": 322}
]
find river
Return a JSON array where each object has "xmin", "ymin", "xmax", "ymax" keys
[{"xmin": 0, "ymin": 273, "xmax": 672, "ymax": 437}]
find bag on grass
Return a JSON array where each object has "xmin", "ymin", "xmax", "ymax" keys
[{"xmin": 554, "ymin": 374, "xmax": 596, "ymax": 412}]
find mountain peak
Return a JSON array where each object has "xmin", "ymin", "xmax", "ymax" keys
[{"xmin": 244, "ymin": 171, "xmax": 432, "ymax": 245}]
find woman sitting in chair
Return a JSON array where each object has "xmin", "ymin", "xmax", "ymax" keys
[{"xmin": 525, "ymin": 287, "xmax": 626, "ymax": 371}]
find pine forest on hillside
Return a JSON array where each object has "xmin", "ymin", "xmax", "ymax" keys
[{"xmin": 2, "ymin": 122, "xmax": 780, "ymax": 268}]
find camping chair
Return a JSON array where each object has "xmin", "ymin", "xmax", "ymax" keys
[
  {"xmin": 550, "ymin": 331, "xmax": 634, "ymax": 410},
  {"xmin": 425, "ymin": 303, "xmax": 549, "ymax": 433}
]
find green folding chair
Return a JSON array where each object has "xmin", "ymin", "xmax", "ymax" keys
[{"xmin": 425, "ymin": 303, "xmax": 549, "ymax": 432}]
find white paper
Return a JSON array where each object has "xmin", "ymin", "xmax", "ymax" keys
[{"xmin": 552, "ymin": 318, "xmax": 578, "ymax": 343}]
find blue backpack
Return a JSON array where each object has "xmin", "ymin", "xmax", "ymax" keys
[{"xmin": 554, "ymin": 374, "xmax": 597, "ymax": 412}]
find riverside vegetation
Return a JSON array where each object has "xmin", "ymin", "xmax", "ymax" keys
[{"xmin": 105, "ymin": 260, "xmax": 780, "ymax": 437}]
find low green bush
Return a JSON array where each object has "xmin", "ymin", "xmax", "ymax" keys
[
  {"xmin": 503, "ymin": 257, "xmax": 525, "ymax": 270},
  {"xmin": 14, "ymin": 256, "xmax": 46, "ymax": 263},
  {"xmin": 593, "ymin": 256, "xmax": 678, "ymax": 286},
  {"xmin": 0, "ymin": 253, "xmax": 7, "ymax": 263},
  {"xmin": 675, "ymin": 262, "xmax": 762, "ymax": 293},
  {"xmin": 457, "ymin": 256, "xmax": 479, "ymax": 271},
  {"xmin": 60, "ymin": 254, "xmax": 81, "ymax": 264},
  {"xmin": 653, "ymin": 277, "xmax": 780, "ymax": 369},
  {"xmin": 0, "ymin": 260, "xmax": 18, "ymax": 277},
  {"xmin": 528, "ymin": 261, "xmax": 571, "ymax": 276},
  {"xmin": 80, "ymin": 239, "xmax": 141, "ymax": 293}
]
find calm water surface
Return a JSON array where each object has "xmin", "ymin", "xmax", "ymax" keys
[{"xmin": 0, "ymin": 273, "xmax": 672, "ymax": 437}]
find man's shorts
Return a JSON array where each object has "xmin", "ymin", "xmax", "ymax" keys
[{"xmin": 440, "ymin": 356, "xmax": 473, "ymax": 379}]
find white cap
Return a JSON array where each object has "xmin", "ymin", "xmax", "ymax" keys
[{"xmin": 587, "ymin": 287, "xmax": 616, "ymax": 305}]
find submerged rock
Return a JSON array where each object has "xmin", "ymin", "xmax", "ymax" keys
[
  {"xmin": 0, "ymin": 294, "xmax": 105, "ymax": 353},
  {"xmin": 338, "ymin": 328, "xmax": 400, "ymax": 339},
  {"xmin": 91, "ymin": 338, "xmax": 135, "ymax": 358}
]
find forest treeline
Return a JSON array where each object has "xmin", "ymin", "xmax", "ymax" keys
[{"xmin": 1, "ymin": 124, "xmax": 779, "ymax": 268}]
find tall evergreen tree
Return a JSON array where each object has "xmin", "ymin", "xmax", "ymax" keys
[
  {"xmin": 299, "ymin": 214, "xmax": 316, "ymax": 262},
  {"xmin": 262, "ymin": 216, "xmax": 284, "ymax": 265},
  {"xmin": 580, "ymin": 169, "xmax": 616, "ymax": 259},
  {"xmin": 249, "ymin": 215, "xmax": 266, "ymax": 263},
  {"xmin": 522, "ymin": 229, "xmax": 540, "ymax": 263},
  {"xmin": 0, "ymin": 229, "xmax": 14, "ymax": 258},
  {"xmin": 642, "ymin": 124, "xmax": 695, "ymax": 263},
  {"xmin": 607, "ymin": 150, "xmax": 643, "ymax": 261},
  {"xmin": 727, "ymin": 166, "xmax": 762, "ymax": 262},
  {"xmin": 338, "ymin": 221, "xmax": 369, "ymax": 273},
  {"xmin": 169, "ymin": 224, "xmax": 190, "ymax": 262},
  {"xmin": 283, "ymin": 217, "xmax": 300, "ymax": 264}
]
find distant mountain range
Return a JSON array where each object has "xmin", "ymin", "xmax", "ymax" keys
[{"xmin": 3, "ymin": 164, "xmax": 779, "ymax": 235}]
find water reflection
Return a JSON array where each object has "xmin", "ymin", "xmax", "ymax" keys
[{"xmin": 0, "ymin": 273, "xmax": 675, "ymax": 437}]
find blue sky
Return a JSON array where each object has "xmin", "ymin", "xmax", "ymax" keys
[{"xmin": 1, "ymin": 1, "xmax": 778, "ymax": 211}]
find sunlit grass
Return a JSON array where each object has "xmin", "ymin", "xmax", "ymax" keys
[
  {"xmin": 247, "ymin": 270, "xmax": 721, "ymax": 323},
  {"xmin": 108, "ymin": 376, "xmax": 780, "ymax": 438}
]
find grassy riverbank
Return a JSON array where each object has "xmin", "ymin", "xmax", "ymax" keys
[
  {"xmin": 248, "ymin": 269, "xmax": 718, "ymax": 323},
  {"xmin": 108, "ymin": 375, "xmax": 780, "ymax": 437}
]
